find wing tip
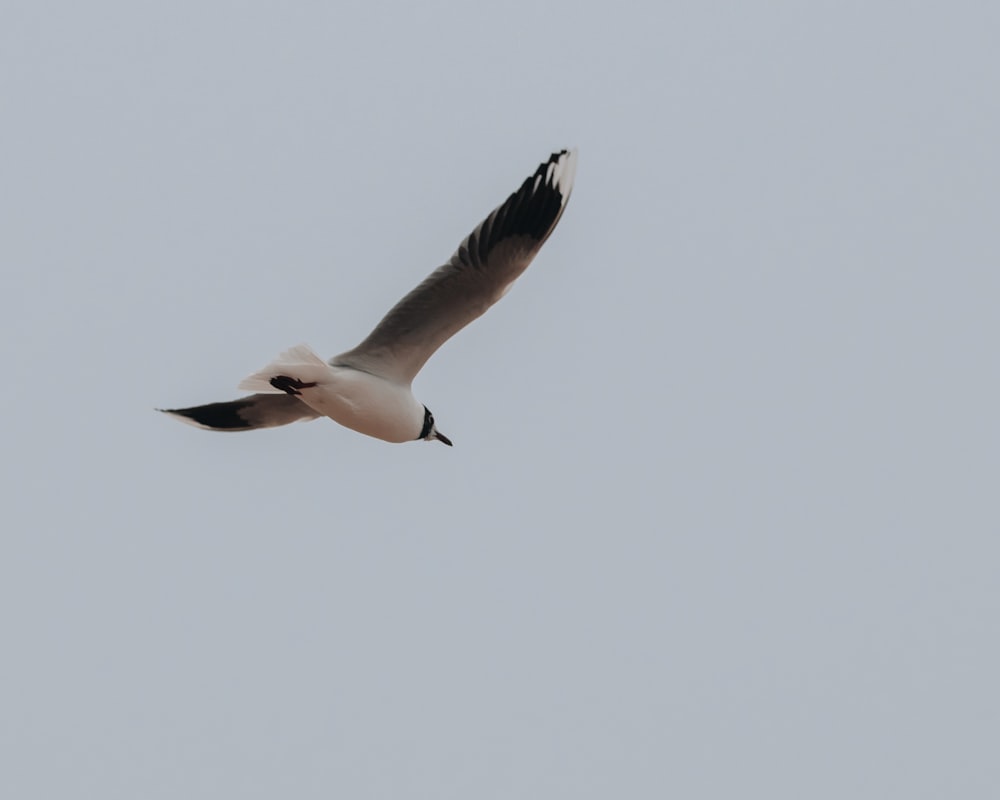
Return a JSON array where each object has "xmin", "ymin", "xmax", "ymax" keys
[
  {"xmin": 158, "ymin": 402, "xmax": 254, "ymax": 431},
  {"xmin": 159, "ymin": 408, "xmax": 226, "ymax": 432},
  {"xmin": 548, "ymin": 148, "xmax": 578, "ymax": 204}
]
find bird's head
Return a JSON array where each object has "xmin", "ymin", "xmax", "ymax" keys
[{"xmin": 420, "ymin": 406, "xmax": 452, "ymax": 447}]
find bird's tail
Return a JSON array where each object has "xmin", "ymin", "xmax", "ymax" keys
[{"xmin": 238, "ymin": 344, "xmax": 331, "ymax": 394}]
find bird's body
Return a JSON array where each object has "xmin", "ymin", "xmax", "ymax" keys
[
  {"xmin": 237, "ymin": 344, "xmax": 428, "ymax": 444},
  {"xmin": 297, "ymin": 366, "xmax": 425, "ymax": 445},
  {"xmin": 161, "ymin": 148, "xmax": 577, "ymax": 445}
]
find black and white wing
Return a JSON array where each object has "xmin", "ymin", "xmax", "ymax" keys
[
  {"xmin": 159, "ymin": 393, "xmax": 321, "ymax": 431},
  {"xmin": 332, "ymin": 149, "xmax": 577, "ymax": 384}
]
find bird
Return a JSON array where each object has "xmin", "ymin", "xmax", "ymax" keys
[{"xmin": 160, "ymin": 148, "xmax": 577, "ymax": 446}]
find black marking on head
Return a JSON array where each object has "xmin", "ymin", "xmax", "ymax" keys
[
  {"xmin": 418, "ymin": 406, "xmax": 434, "ymax": 441},
  {"xmin": 466, "ymin": 150, "xmax": 571, "ymax": 267},
  {"xmin": 161, "ymin": 400, "xmax": 255, "ymax": 430},
  {"xmin": 270, "ymin": 375, "xmax": 317, "ymax": 396}
]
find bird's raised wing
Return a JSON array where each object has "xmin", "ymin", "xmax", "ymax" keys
[{"xmin": 332, "ymin": 148, "xmax": 577, "ymax": 384}]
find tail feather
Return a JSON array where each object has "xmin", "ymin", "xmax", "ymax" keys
[{"xmin": 238, "ymin": 344, "xmax": 331, "ymax": 394}]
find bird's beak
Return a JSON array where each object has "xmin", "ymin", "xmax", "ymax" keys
[{"xmin": 434, "ymin": 430, "xmax": 453, "ymax": 447}]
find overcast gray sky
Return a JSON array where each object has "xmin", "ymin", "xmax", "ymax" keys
[{"xmin": 3, "ymin": 1, "xmax": 998, "ymax": 797}]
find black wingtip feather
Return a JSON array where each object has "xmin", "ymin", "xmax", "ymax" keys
[
  {"xmin": 159, "ymin": 400, "xmax": 255, "ymax": 430},
  {"xmin": 472, "ymin": 150, "xmax": 572, "ymax": 264}
]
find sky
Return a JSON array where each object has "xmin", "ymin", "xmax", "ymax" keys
[{"xmin": 2, "ymin": 1, "xmax": 998, "ymax": 797}]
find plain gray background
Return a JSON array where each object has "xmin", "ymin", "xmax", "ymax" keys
[{"xmin": 2, "ymin": 1, "xmax": 998, "ymax": 797}]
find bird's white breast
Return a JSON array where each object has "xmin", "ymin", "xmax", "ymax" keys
[{"xmin": 295, "ymin": 367, "xmax": 424, "ymax": 443}]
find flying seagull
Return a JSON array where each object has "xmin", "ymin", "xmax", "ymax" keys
[{"xmin": 160, "ymin": 148, "xmax": 577, "ymax": 446}]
